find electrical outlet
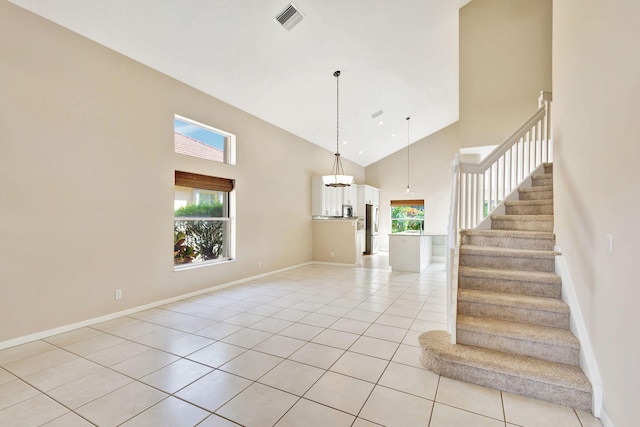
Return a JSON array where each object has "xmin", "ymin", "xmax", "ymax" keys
[
  {"xmin": 606, "ymin": 234, "xmax": 613, "ymax": 253},
  {"xmin": 330, "ymin": 251, "xmax": 335, "ymax": 258},
  {"xmin": 115, "ymin": 289, "xmax": 122, "ymax": 300}
]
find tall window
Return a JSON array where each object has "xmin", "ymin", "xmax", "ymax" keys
[
  {"xmin": 391, "ymin": 199, "xmax": 425, "ymax": 233},
  {"xmin": 174, "ymin": 171, "xmax": 234, "ymax": 267},
  {"xmin": 174, "ymin": 115, "xmax": 236, "ymax": 165}
]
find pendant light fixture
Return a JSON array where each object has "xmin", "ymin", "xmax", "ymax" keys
[
  {"xmin": 323, "ymin": 70, "xmax": 353, "ymax": 187},
  {"xmin": 405, "ymin": 116, "xmax": 411, "ymax": 193}
]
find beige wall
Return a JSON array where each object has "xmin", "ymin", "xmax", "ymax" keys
[
  {"xmin": 459, "ymin": 0, "xmax": 552, "ymax": 149},
  {"xmin": 553, "ymin": 1, "xmax": 640, "ymax": 425},
  {"xmin": 365, "ymin": 0, "xmax": 552, "ymax": 252},
  {"xmin": 0, "ymin": 2, "xmax": 364, "ymax": 343},
  {"xmin": 366, "ymin": 123, "xmax": 459, "ymax": 251},
  {"xmin": 312, "ymin": 221, "xmax": 359, "ymax": 264}
]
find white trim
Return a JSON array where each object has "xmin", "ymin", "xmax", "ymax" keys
[
  {"xmin": 0, "ymin": 262, "xmax": 312, "ymax": 351},
  {"xmin": 599, "ymin": 408, "xmax": 615, "ymax": 427},
  {"xmin": 312, "ymin": 261, "xmax": 361, "ymax": 268},
  {"xmin": 555, "ymin": 248, "xmax": 603, "ymax": 418}
]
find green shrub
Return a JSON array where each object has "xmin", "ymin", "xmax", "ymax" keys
[{"xmin": 174, "ymin": 202, "xmax": 223, "ymax": 218}]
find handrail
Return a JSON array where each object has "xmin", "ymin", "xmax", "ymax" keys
[
  {"xmin": 445, "ymin": 91, "xmax": 552, "ymax": 344},
  {"xmin": 460, "ymin": 107, "xmax": 546, "ymax": 174}
]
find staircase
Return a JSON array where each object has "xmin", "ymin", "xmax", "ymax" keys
[{"xmin": 419, "ymin": 163, "xmax": 593, "ymax": 411}]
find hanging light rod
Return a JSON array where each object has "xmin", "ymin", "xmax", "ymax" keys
[
  {"xmin": 405, "ymin": 116, "xmax": 411, "ymax": 194},
  {"xmin": 323, "ymin": 70, "xmax": 353, "ymax": 187}
]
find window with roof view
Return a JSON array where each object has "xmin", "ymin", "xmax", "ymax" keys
[{"xmin": 174, "ymin": 115, "xmax": 235, "ymax": 164}]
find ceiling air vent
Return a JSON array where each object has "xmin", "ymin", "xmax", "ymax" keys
[{"xmin": 275, "ymin": 3, "xmax": 304, "ymax": 30}]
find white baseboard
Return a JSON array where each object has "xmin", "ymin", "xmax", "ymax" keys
[
  {"xmin": 599, "ymin": 408, "xmax": 615, "ymax": 427},
  {"xmin": 0, "ymin": 262, "xmax": 312, "ymax": 351},
  {"xmin": 555, "ymin": 249, "xmax": 603, "ymax": 418}
]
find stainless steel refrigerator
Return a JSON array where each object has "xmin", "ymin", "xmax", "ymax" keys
[{"xmin": 365, "ymin": 204, "xmax": 378, "ymax": 254}]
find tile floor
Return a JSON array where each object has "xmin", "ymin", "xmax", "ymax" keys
[{"xmin": 0, "ymin": 257, "xmax": 604, "ymax": 427}]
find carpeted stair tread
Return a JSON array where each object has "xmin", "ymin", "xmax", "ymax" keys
[
  {"xmin": 491, "ymin": 214, "xmax": 554, "ymax": 222},
  {"xmin": 519, "ymin": 185, "xmax": 553, "ymax": 194},
  {"xmin": 460, "ymin": 229, "xmax": 556, "ymax": 250},
  {"xmin": 458, "ymin": 266, "xmax": 561, "ymax": 285},
  {"xmin": 504, "ymin": 199, "xmax": 554, "ymax": 215},
  {"xmin": 456, "ymin": 315, "xmax": 579, "ymax": 349},
  {"xmin": 458, "ymin": 289, "xmax": 568, "ymax": 314},
  {"xmin": 458, "ymin": 266, "xmax": 562, "ymax": 298},
  {"xmin": 460, "ymin": 245, "xmax": 558, "ymax": 259},
  {"xmin": 531, "ymin": 175, "xmax": 553, "ymax": 186},
  {"xmin": 458, "ymin": 289, "xmax": 569, "ymax": 328},
  {"xmin": 504, "ymin": 199, "xmax": 553, "ymax": 207},
  {"xmin": 461, "ymin": 229, "xmax": 555, "ymax": 239},
  {"xmin": 418, "ymin": 330, "xmax": 591, "ymax": 411},
  {"xmin": 419, "ymin": 330, "xmax": 589, "ymax": 391}
]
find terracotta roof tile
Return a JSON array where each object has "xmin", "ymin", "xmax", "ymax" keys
[{"xmin": 174, "ymin": 132, "xmax": 224, "ymax": 162}]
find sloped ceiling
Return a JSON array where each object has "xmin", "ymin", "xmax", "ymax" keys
[{"xmin": 9, "ymin": 0, "xmax": 470, "ymax": 166}]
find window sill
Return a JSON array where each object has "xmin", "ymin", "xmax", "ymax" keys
[{"xmin": 173, "ymin": 258, "xmax": 234, "ymax": 272}]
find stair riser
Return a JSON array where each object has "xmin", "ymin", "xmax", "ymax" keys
[
  {"xmin": 505, "ymin": 204, "xmax": 554, "ymax": 215},
  {"xmin": 532, "ymin": 177, "xmax": 553, "ymax": 187},
  {"xmin": 491, "ymin": 219, "xmax": 553, "ymax": 232},
  {"xmin": 457, "ymin": 301, "xmax": 570, "ymax": 329},
  {"xmin": 458, "ymin": 275, "xmax": 562, "ymax": 299},
  {"xmin": 544, "ymin": 165, "xmax": 553, "ymax": 174},
  {"xmin": 519, "ymin": 190, "xmax": 553, "ymax": 201},
  {"xmin": 456, "ymin": 329, "xmax": 580, "ymax": 366},
  {"xmin": 419, "ymin": 351, "xmax": 591, "ymax": 411},
  {"xmin": 459, "ymin": 254, "xmax": 555, "ymax": 272},
  {"xmin": 460, "ymin": 234, "xmax": 555, "ymax": 250}
]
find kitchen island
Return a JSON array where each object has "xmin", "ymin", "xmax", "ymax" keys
[{"xmin": 388, "ymin": 232, "xmax": 433, "ymax": 272}]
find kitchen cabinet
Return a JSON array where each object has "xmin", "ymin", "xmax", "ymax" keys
[
  {"xmin": 388, "ymin": 232, "xmax": 432, "ymax": 272},
  {"xmin": 312, "ymin": 176, "xmax": 345, "ymax": 217},
  {"xmin": 357, "ymin": 185, "xmax": 380, "ymax": 216},
  {"xmin": 343, "ymin": 184, "xmax": 358, "ymax": 216}
]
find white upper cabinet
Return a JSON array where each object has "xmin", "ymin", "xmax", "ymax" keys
[
  {"xmin": 343, "ymin": 184, "xmax": 358, "ymax": 216},
  {"xmin": 357, "ymin": 184, "xmax": 380, "ymax": 216},
  {"xmin": 311, "ymin": 176, "xmax": 345, "ymax": 217},
  {"xmin": 312, "ymin": 176, "xmax": 377, "ymax": 217}
]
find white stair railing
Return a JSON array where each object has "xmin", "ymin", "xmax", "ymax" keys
[{"xmin": 446, "ymin": 91, "xmax": 553, "ymax": 344}]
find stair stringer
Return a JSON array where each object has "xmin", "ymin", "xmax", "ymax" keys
[{"xmin": 555, "ymin": 250, "xmax": 603, "ymax": 417}]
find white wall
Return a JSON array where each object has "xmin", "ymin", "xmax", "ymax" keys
[
  {"xmin": 0, "ymin": 2, "xmax": 364, "ymax": 343},
  {"xmin": 553, "ymin": 1, "xmax": 640, "ymax": 425},
  {"xmin": 365, "ymin": 0, "xmax": 552, "ymax": 253}
]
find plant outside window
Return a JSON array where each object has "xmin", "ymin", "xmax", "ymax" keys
[{"xmin": 391, "ymin": 205, "xmax": 424, "ymax": 233}]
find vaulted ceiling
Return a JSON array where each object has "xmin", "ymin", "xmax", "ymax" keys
[{"xmin": 10, "ymin": 0, "xmax": 471, "ymax": 166}]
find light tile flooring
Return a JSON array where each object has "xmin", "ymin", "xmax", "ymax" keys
[{"xmin": 0, "ymin": 256, "xmax": 603, "ymax": 427}]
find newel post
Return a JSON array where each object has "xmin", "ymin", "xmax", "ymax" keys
[{"xmin": 539, "ymin": 91, "xmax": 553, "ymax": 160}]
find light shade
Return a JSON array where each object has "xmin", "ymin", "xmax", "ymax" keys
[{"xmin": 322, "ymin": 172, "xmax": 353, "ymax": 187}]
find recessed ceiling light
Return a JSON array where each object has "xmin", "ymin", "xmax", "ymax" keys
[
  {"xmin": 358, "ymin": 151, "xmax": 364, "ymax": 154},
  {"xmin": 378, "ymin": 120, "xmax": 384, "ymax": 126},
  {"xmin": 391, "ymin": 133, "xmax": 396, "ymax": 137},
  {"xmin": 342, "ymin": 141, "xmax": 348, "ymax": 145}
]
